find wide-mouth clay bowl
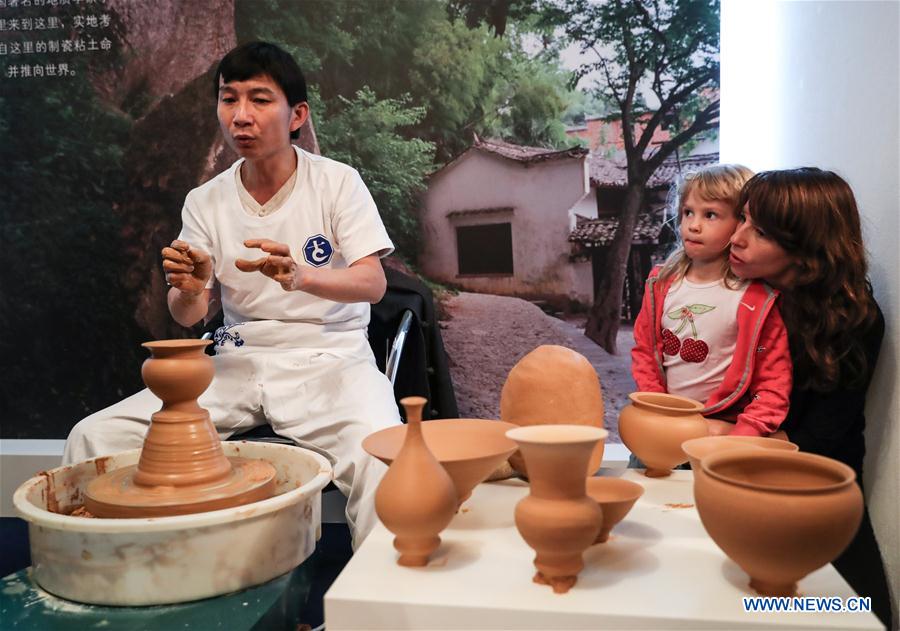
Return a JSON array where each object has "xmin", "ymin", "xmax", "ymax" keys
[
  {"xmin": 618, "ymin": 392, "xmax": 708, "ymax": 477},
  {"xmin": 585, "ymin": 477, "xmax": 644, "ymax": 543},
  {"xmin": 694, "ymin": 448, "xmax": 863, "ymax": 597},
  {"xmin": 682, "ymin": 435, "xmax": 799, "ymax": 470},
  {"xmin": 363, "ymin": 419, "xmax": 517, "ymax": 505},
  {"xmin": 13, "ymin": 442, "xmax": 332, "ymax": 606}
]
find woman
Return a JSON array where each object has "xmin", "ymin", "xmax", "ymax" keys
[{"xmin": 730, "ymin": 167, "xmax": 892, "ymax": 626}]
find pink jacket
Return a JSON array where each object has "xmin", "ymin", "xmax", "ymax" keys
[{"xmin": 631, "ymin": 267, "xmax": 792, "ymax": 436}]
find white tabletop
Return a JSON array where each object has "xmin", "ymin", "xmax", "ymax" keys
[{"xmin": 325, "ymin": 469, "xmax": 882, "ymax": 630}]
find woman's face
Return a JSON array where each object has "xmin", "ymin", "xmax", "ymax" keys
[{"xmin": 729, "ymin": 205, "xmax": 797, "ymax": 289}]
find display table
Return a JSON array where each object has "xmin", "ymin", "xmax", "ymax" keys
[{"xmin": 324, "ymin": 470, "xmax": 882, "ymax": 630}]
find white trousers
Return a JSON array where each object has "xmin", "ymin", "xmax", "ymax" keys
[{"xmin": 64, "ymin": 333, "xmax": 401, "ymax": 550}]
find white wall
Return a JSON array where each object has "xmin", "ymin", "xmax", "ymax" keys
[{"xmin": 722, "ymin": 0, "xmax": 900, "ymax": 623}]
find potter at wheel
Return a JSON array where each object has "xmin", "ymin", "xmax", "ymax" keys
[{"xmin": 84, "ymin": 339, "xmax": 276, "ymax": 518}]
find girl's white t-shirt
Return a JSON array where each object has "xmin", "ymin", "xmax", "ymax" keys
[
  {"xmin": 178, "ymin": 146, "xmax": 394, "ymax": 335},
  {"xmin": 661, "ymin": 277, "xmax": 748, "ymax": 404}
]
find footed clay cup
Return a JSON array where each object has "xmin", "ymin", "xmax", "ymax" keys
[
  {"xmin": 682, "ymin": 436, "xmax": 799, "ymax": 471},
  {"xmin": 618, "ymin": 392, "xmax": 708, "ymax": 477},
  {"xmin": 585, "ymin": 477, "xmax": 644, "ymax": 543},
  {"xmin": 363, "ymin": 419, "xmax": 518, "ymax": 505},
  {"xmin": 694, "ymin": 448, "xmax": 863, "ymax": 597}
]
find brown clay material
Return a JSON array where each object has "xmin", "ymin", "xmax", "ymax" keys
[
  {"xmin": 374, "ymin": 397, "xmax": 458, "ymax": 566},
  {"xmin": 500, "ymin": 346, "xmax": 606, "ymax": 477},
  {"xmin": 363, "ymin": 419, "xmax": 517, "ymax": 506},
  {"xmin": 618, "ymin": 392, "xmax": 708, "ymax": 477},
  {"xmin": 694, "ymin": 448, "xmax": 863, "ymax": 597},
  {"xmin": 682, "ymin": 435, "xmax": 799, "ymax": 471},
  {"xmin": 507, "ymin": 424, "xmax": 606, "ymax": 594},
  {"xmin": 585, "ymin": 477, "xmax": 644, "ymax": 544},
  {"xmin": 84, "ymin": 339, "xmax": 276, "ymax": 518}
]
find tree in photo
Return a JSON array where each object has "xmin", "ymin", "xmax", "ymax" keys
[{"xmin": 549, "ymin": 0, "xmax": 720, "ymax": 352}]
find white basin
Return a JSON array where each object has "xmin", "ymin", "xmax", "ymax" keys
[{"xmin": 13, "ymin": 441, "xmax": 332, "ymax": 606}]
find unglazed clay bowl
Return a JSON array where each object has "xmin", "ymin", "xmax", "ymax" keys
[
  {"xmin": 500, "ymin": 345, "xmax": 605, "ymax": 477},
  {"xmin": 618, "ymin": 392, "xmax": 708, "ymax": 477},
  {"xmin": 694, "ymin": 449, "xmax": 863, "ymax": 597},
  {"xmin": 363, "ymin": 419, "xmax": 518, "ymax": 505},
  {"xmin": 585, "ymin": 477, "xmax": 644, "ymax": 543},
  {"xmin": 14, "ymin": 442, "xmax": 332, "ymax": 606},
  {"xmin": 682, "ymin": 435, "xmax": 799, "ymax": 470}
]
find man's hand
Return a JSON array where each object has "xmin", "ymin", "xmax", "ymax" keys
[
  {"xmin": 235, "ymin": 239, "xmax": 307, "ymax": 291},
  {"xmin": 162, "ymin": 240, "xmax": 212, "ymax": 295}
]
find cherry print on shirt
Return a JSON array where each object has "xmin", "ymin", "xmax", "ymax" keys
[
  {"xmin": 665, "ymin": 303, "xmax": 714, "ymax": 363},
  {"xmin": 661, "ymin": 328, "xmax": 681, "ymax": 355}
]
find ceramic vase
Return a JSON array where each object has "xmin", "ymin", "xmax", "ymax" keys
[
  {"xmin": 374, "ymin": 396, "xmax": 458, "ymax": 567},
  {"xmin": 618, "ymin": 392, "xmax": 708, "ymax": 477},
  {"xmin": 694, "ymin": 448, "xmax": 863, "ymax": 596},
  {"xmin": 134, "ymin": 339, "xmax": 230, "ymax": 487},
  {"xmin": 507, "ymin": 424, "xmax": 606, "ymax": 594},
  {"xmin": 500, "ymin": 346, "xmax": 605, "ymax": 477}
]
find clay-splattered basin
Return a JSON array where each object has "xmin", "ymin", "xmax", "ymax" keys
[
  {"xmin": 694, "ymin": 449, "xmax": 863, "ymax": 597},
  {"xmin": 363, "ymin": 419, "xmax": 517, "ymax": 505},
  {"xmin": 585, "ymin": 477, "xmax": 645, "ymax": 544},
  {"xmin": 13, "ymin": 442, "xmax": 332, "ymax": 606},
  {"xmin": 682, "ymin": 435, "xmax": 799, "ymax": 471}
]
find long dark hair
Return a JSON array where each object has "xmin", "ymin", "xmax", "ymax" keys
[{"xmin": 738, "ymin": 168, "xmax": 878, "ymax": 391}]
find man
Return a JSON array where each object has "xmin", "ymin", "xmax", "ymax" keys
[{"xmin": 64, "ymin": 41, "xmax": 401, "ymax": 547}]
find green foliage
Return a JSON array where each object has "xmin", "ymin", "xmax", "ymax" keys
[
  {"xmin": 0, "ymin": 69, "xmax": 144, "ymax": 436},
  {"xmin": 315, "ymin": 88, "xmax": 435, "ymax": 255}
]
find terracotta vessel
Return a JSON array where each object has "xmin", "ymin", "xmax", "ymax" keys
[
  {"xmin": 84, "ymin": 340, "xmax": 276, "ymax": 518},
  {"xmin": 682, "ymin": 435, "xmax": 799, "ymax": 471},
  {"xmin": 501, "ymin": 345, "xmax": 605, "ymax": 477},
  {"xmin": 585, "ymin": 477, "xmax": 644, "ymax": 543},
  {"xmin": 363, "ymin": 418, "xmax": 517, "ymax": 506},
  {"xmin": 507, "ymin": 424, "xmax": 606, "ymax": 594},
  {"xmin": 618, "ymin": 392, "xmax": 708, "ymax": 477},
  {"xmin": 374, "ymin": 396, "xmax": 458, "ymax": 566},
  {"xmin": 694, "ymin": 449, "xmax": 863, "ymax": 597}
]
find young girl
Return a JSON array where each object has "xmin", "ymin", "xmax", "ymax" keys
[{"xmin": 631, "ymin": 164, "xmax": 792, "ymax": 436}]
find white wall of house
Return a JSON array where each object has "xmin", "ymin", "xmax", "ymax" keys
[
  {"xmin": 722, "ymin": 1, "xmax": 899, "ymax": 620},
  {"xmin": 421, "ymin": 150, "xmax": 593, "ymax": 304}
]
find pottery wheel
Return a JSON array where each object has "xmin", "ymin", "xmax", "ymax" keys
[{"xmin": 83, "ymin": 457, "xmax": 277, "ymax": 518}]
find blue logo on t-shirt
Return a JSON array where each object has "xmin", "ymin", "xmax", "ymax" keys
[{"xmin": 303, "ymin": 235, "xmax": 333, "ymax": 267}]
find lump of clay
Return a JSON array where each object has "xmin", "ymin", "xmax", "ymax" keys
[{"xmin": 500, "ymin": 345, "xmax": 605, "ymax": 476}]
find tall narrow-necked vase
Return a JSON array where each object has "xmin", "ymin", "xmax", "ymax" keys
[
  {"xmin": 507, "ymin": 424, "xmax": 607, "ymax": 594},
  {"xmin": 374, "ymin": 396, "xmax": 457, "ymax": 566}
]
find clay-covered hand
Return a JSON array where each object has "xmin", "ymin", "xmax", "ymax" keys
[
  {"xmin": 162, "ymin": 240, "xmax": 212, "ymax": 296},
  {"xmin": 235, "ymin": 239, "xmax": 307, "ymax": 291}
]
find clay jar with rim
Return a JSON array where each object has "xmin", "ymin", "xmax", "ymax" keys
[
  {"xmin": 694, "ymin": 448, "xmax": 863, "ymax": 597},
  {"xmin": 585, "ymin": 477, "xmax": 644, "ymax": 544},
  {"xmin": 507, "ymin": 424, "xmax": 606, "ymax": 594},
  {"xmin": 682, "ymin": 435, "xmax": 799, "ymax": 471},
  {"xmin": 501, "ymin": 345, "xmax": 605, "ymax": 477},
  {"xmin": 618, "ymin": 392, "xmax": 708, "ymax": 477},
  {"xmin": 374, "ymin": 396, "xmax": 457, "ymax": 567}
]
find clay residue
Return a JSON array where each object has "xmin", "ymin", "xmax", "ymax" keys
[
  {"xmin": 94, "ymin": 456, "xmax": 111, "ymax": 476},
  {"xmin": 38, "ymin": 471, "xmax": 60, "ymax": 514},
  {"xmin": 69, "ymin": 506, "xmax": 97, "ymax": 518},
  {"xmin": 664, "ymin": 503, "xmax": 694, "ymax": 509}
]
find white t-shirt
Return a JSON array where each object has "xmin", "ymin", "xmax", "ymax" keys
[
  {"xmin": 661, "ymin": 277, "xmax": 748, "ymax": 404},
  {"xmin": 178, "ymin": 146, "xmax": 394, "ymax": 339}
]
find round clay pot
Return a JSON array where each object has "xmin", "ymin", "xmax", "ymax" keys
[
  {"xmin": 374, "ymin": 397, "xmax": 458, "ymax": 566},
  {"xmin": 507, "ymin": 424, "xmax": 606, "ymax": 594},
  {"xmin": 585, "ymin": 477, "xmax": 644, "ymax": 543},
  {"xmin": 682, "ymin": 436, "xmax": 799, "ymax": 471},
  {"xmin": 501, "ymin": 346, "xmax": 605, "ymax": 477},
  {"xmin": 618, "ymin": 392, "xmax": 708, "ymax": 477},
  {"xmin": 694, "ymin": 449, "xmax": 863, "ymax": 597},
  {"xmin": 363, "ymin": 419, "xmax": 517, "ymax": 506}
]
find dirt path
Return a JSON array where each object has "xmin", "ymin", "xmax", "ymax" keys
[{"xmin": 439, "ymin": 292, "xmax": 636, "ymax": 442}]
